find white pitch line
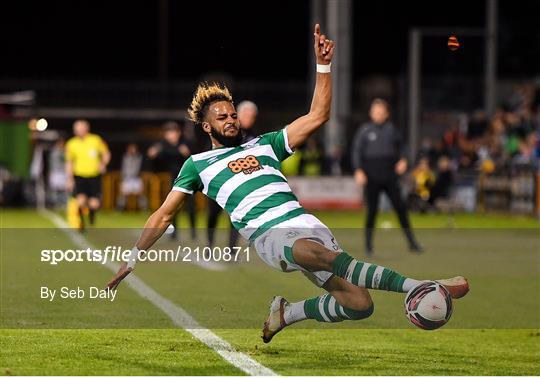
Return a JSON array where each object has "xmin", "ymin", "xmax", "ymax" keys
[{"xmin": 39, "ymin": 209, "xmax": 277, "ymax": 376}]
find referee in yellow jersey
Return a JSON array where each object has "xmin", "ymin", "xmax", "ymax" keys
[{"xmin": 65, "ymin": 119, "xmax": 110, "ymax": 229}]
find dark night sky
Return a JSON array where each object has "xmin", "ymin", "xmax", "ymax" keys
[{"xmin": 1, "ymin": 0, "xmax": 539, "ymax": 80}]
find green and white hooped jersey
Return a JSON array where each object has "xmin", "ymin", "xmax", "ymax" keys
[{"xmin": 173, "ymin": 128, "xmax": 305, "ymax": 242}]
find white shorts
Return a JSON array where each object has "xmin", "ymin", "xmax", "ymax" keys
[
  {"xmin": 49, "ymin": 171, "xmax": 67, "ymax": 191},
  {"xmin": 252, "ymin": 213, "xmax": 342, "ymax": 287},
  {"xmin": 121, "ymin": 178, "xmax": 143, "ymax": 194}
]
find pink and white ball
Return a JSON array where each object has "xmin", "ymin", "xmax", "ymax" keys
[{"xmin": 405, "ymin": 281, "xmax": 453, "ymax": 330}]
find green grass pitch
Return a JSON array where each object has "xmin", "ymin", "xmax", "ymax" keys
[{"xmin": 1, "ymin": 208, "xmax": 539, "ymax": 375}]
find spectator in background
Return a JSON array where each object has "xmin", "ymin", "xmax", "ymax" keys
[
  {"xmin": 65, "ymin": 119, "xmax": 110, "ymax": 230},
  {"xmin": 441, "ymin": 121, "xmax": 476, "ymax": 170},
  {"xmin": 409, "ymin": 156, "xmax": 435, "ymax": 213},
  {"xmin": 515, "ymin": 132, "xmax": 539, "ymax": 166},
  {"xmin": 48, "ymin": 137, "xmax": 67, "ymax": 207},
  {"xmin": 207, "ymin": 100, "xmax": 258, "ymax": 250},
  {"xmin": 418, "ymin": 136, "xmax": 438, "ymax": 164},
  {"xmin": 281, "ymin": 151, "xmax": 302, "ymax": 176},
  {"xmin": 352, "ymin": 98, "xmax": 422, "ymax": 255},
  {"xmin": 148, "ymin": 121, "xmax": 195, "ymax": 240},
  {"xmin": 440, "ymin": 122, "xmax": 462, "ymax": 163},
  {"xmin": 504, "ymin": 110, "xmax": 526, "ymax": 157},
  {"xmin": 428, "ymin": 155, "xmax": 454, "ymax": 209},
  {"xmin": 117, "ymin": 143, "xmax": 146, "ymax": 210},
  {"xmin": 485, "ymin": 116, "xmax": 508, "ymax": 165},
  {"xmin": 467, "ymin": 110, "xmax": 488, "ymax": 140},
  {"xmin": 299, "ymin": 138, "xmax": 323, "ymax": 176},
  {"xmin": 237, "ymin": 100, "xmax": 258, "ymax": 142}
]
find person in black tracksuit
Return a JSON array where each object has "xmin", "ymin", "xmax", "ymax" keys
[
  {"xmin": 206, "ymin": 100, "xmax": 258, "ymax": 250},
  {"xmin": 351, "ymin": 99, "xmax": 422, "ymax": 255},
  {"xmin": 148, "ymin": 121, "xmax": 196, "ymax": 240}
]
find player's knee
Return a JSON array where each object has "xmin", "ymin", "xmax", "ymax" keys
[{"xmin": 345, "ymin": 302, "xmax": 374, "ymax": 320}]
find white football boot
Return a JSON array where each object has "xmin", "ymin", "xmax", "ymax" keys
[{"xmin": 262, "ymin": 296, "xmax": 289, "ymax": 343}]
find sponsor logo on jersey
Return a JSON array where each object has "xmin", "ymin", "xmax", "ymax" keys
[{"xmin": 227, "ymin": 155, "xmax": 262, "ymax": 175}]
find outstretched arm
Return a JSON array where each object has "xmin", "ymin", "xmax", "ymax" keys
[
  {"xmin": 287, "ymin": 24, "xmax": 335, "ymax": 150},
  {"xmin": 106, "ymin": 190, "xmax": 188, "ymax": 290},
  {"xmin": 134, "ymin": 190, "xmax": 187, "ymax": 249}
]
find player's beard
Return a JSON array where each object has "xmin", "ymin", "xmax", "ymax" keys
[{"xmin": 210, "ymin": 126, "xmax": 243, "ymax": 147}]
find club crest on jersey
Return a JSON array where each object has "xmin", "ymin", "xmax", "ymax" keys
[
  {"xmin": 227, "ymin": 155, "xmax": 262, "ymax": 175},
  {"xmin": 285, "ymin": 230, "xmax": 300, "ymax": 238},
  {"xmin": 243, "ymin": 143, "xmax": 259, "ymax": 149}
]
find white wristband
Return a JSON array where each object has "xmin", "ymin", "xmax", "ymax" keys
[
  {"xmin": 126, "ymin": 246, "xmax": 140, "ymax": 269},
  {"xmin": 316, "ymin": 63, "xmax": 331, "ymax": 73}
]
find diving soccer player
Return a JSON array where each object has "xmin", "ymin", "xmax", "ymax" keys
[{"xmin": 107, "ymin": 24, "xmax": 469, "ymax": 342}]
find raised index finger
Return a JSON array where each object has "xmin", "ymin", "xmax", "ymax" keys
[
  {"xmin": 313, "ymin": 23, "xmax": 321, "ymax": 45},
  {"xmin": 314, "ymin": 23, "xmax": 321, "ymax": 35}
]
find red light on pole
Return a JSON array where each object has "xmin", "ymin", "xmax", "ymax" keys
[{"xmin": 448, "ymin": 35, "xmax": 460, "ymax": 51}]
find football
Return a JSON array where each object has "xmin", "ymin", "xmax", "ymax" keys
[{"xmin": 405, "ymin": 281, "xmax": 453, "ymax": 330}]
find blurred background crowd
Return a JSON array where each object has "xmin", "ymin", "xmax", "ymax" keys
[{"xmin": 0, "ymin": 0, "xmax": 539, "ymax": 218}]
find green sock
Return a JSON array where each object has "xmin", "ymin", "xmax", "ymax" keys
[
  {"xmin": 303, "ymin": 294, "xmax": 374, "ymax": 323},
  {"xmin": 332, "ymin": 252, "xmax": 419, "ymax": 293}
]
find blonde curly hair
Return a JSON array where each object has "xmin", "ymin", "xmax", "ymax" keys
[{"xmin": 187, "ymin": 82, "xmax": 233, "ymax": 125}]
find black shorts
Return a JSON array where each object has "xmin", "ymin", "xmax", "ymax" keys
[{"xmin": 73, "ymin": 175, "xmax": 102, "ymax": 198}]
